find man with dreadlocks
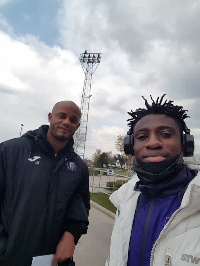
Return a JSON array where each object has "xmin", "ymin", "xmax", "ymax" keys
[{"xmin": 106, "ymin": 95, "xmax": 200, "ymax": 266}]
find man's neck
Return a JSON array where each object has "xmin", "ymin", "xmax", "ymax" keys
[{"xmin": 47, "ymin": 131, "xmax": 68, "ymax": 155}]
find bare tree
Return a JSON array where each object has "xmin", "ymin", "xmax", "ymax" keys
[
  {"xmin": 115, "ymin": 135, "xmax": 125, "ymax": 154},
  {"xmin": 115, "ymin": 135, "xmax": 135, "ymax": 176}
]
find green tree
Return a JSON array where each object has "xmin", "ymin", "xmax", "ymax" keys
[
  {"xmin": 107, "ymin": 154, "xmax": 116, "ymax": 166},
  {"xmin": 96, "ymin": 152, "xmax": 109, "ymax": 168},
  {"xmin": 115, "ymin": 154, "xmax": 127, "ymax": 169},
  {"xmin": 92, "ymin": 149, "xmax": 102, "ymax": 167}
]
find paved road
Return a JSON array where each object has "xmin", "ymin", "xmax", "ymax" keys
[{"xmin": 73, "ymin": 203, "xmax": 115, "ymax": 266}]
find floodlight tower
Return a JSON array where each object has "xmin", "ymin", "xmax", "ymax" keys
[{"xmin": 74, "ymin": 50, "xmax": 101, "ymax": 159}]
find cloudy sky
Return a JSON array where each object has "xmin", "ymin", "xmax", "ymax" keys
[{"xmin": 0, "ymin": 0, "xmax": 200, "ymax": 159}]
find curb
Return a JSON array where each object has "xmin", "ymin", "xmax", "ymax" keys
[{"xmin": 90, "ymin": 200, "xmax": 115, "ymax": 220}]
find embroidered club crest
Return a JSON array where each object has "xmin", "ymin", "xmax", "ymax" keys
[{"xmin": 67, "ymin": 162, "xmax": 76, "ymax": 171}]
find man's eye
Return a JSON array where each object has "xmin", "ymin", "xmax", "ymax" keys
[
  {"xmin": 136, "ymin": 135, "xmax": 148, "ymax": 140},
  {"xmin": 160, "ymin": 132, "xmax": 172, "ymax": 138},
  {"xmin": 70, "ymin": 118, "xmax": 78, "ymax": 124}
]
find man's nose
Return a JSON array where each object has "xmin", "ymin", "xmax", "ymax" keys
[
  {"xmin": 62, "ymin": 118, "xmax": 71, "ymax": 126},
  {"xmin": 145, "ymin": 134, "xmax": 163, "ymax": 149}
]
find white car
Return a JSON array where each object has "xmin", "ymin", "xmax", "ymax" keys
[{"xmin": 107, "ymin": 169, "xmax": 114, "ymax": 176}]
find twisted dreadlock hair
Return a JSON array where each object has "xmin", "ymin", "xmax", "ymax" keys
[{"xmin": 127, "ymin": 94, "xmax": 190, "ymax": 135}]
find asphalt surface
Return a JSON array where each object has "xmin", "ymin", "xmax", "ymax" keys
[{"xmin": 73, "ymin": 201, "xmax": 115, "ymax": 266}]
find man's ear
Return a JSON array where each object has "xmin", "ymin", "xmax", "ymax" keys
[{"xmin": 48, "ymin": 113, "xmax": 52, "ymax": 123}]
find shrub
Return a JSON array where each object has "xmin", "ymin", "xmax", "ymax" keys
[
  {"xmin": 106, "ymin": 179, "xmax": 127, "ymax": 190},
  {"xmin": 88, "ymin": 168, "xmax": 100, "ymax": 176}
]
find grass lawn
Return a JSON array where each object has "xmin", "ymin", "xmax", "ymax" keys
[
  {"xmin": 114, "ymin": 169, "xmax": 128, "ymax": 176},
  {"xmin": 90, "ymin": 192, "xmax": 117, "ymax": 213}
]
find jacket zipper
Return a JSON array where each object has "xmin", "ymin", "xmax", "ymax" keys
[
  {"xmin": 140, "ymin": 198, "xmax": 155, "ymax": 266},
  {"xmin": 41, "ymin": 157, "xmax": 67, "ymax": 252}
]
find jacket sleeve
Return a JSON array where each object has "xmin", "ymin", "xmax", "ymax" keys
[
  {"xmin": 0, "ymin": 143, "xmax": 7, "ymax": 254},
  {"xmin": 64, "ymin": 161, "xmax": 90, "ymax": 244}
]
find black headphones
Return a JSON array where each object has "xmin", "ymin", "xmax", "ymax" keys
[{"xmin": 124, "ymin": 129, "xmax": 194, "ymax": 157}]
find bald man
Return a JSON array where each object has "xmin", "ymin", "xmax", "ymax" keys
[{"xmin": 0, "ymin": 101, "xmax": 90, "ymax": 266}]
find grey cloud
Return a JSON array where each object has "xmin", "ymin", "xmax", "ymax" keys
[
  {"xmin": 185, "ymin": 99, "xmax": 200, "ymax": 127},
  {"xmin": 0, "ymin": 83, "xmax": 17, "ymax": 94},
  {"xmin": 60, "ymin": 0, "xmax": 200, "ymax": 59},
  {"xmin": 91, "ymin": 87, "xmax": 130, "ymax": 115},
  {"xmin": 59, "ymin": 0, "xmax": 200, "ymax": 99},
  {"xmin": 162, "ymin": 64, "xmax": 200, "ymax": 99}
]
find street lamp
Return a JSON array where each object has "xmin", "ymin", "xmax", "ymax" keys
[{"xmin": 20, "ymin": 124, "xmax": 24, "ymax": 136}]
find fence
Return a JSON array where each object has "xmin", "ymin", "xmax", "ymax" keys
[{"xmin": 89, "ymin": 167, "xmax": 135, "ymax": 195}]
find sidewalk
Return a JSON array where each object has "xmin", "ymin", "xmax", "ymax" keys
[
  {"xmin": 90, "ymin": 200, "xmax": 115, "ymax": 220},
  {"xmin": 73, "ymin": 201, "xmax": 115, "ymax": 266}
]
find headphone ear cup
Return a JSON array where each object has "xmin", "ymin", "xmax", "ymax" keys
[
  {"xmin": 182, "ymin": 134, "xmax": 194, "ymax": 157},
  {"xmin": 124, "ymin": 135, "xmax": 134, "ymax": 155}
]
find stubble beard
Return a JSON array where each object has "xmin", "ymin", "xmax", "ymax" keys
[
  {"xmin": 54, "ymin": 134, "xmax": 70, "ymax": 141},
  {"xmin": 51, "ymin": 126, "xmax": 73, "ymax": 142}
]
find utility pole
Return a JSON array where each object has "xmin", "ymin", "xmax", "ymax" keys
[{"xmin": 74, "ymin": 50, "xmax": 101, "ymax": 159}]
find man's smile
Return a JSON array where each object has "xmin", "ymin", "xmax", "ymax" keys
[{"xmin": 58, "ymin": 127, "xmax": 71, "ymax": 133}]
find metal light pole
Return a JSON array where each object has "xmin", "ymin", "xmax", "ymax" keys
[
  {"xmin": 74, "ymin": 50, "xmax": 101, "ymax": 159},
  {"xmin": 20, "ymin": 124, "xmax": 24, "ymax": 136}
]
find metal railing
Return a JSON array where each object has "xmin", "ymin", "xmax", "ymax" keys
[{"xmin": 89, "ymin": 167, "xmax": 135, "ymax": 195}]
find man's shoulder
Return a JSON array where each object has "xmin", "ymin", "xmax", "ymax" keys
[
  {"xmin": 120, "ymin": 177, "xmax": 139, "ymax": 190},
  {"xmin": 1, "ymin": 137, "xmax": 30, "ymax": 151},
  {"xmin": 109, "ymin": 177, "xmax": 139, "ymax": 209},
  {"xmin": 76, "ymin": 154, "xmax": 88, "ymax": 167},
  {"xmin": 181, "ymin": 171, "xmax": 200, "ymax": 208},
  {"xmin": 184, "ymin": 155, "xmax": 200, "ymax": 171},
  {"xmin": 190, "ymin": 171, "xmax": 200, "ymax": 185}
]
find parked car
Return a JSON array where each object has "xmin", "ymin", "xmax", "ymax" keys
[{"xmin": 107, "ymin": 169, "xmax": 114, "ymax": 176}]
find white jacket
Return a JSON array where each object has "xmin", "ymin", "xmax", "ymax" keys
[{"xmin": 106, "ymin": 159, "xmax": 200, "ymax": 266}]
